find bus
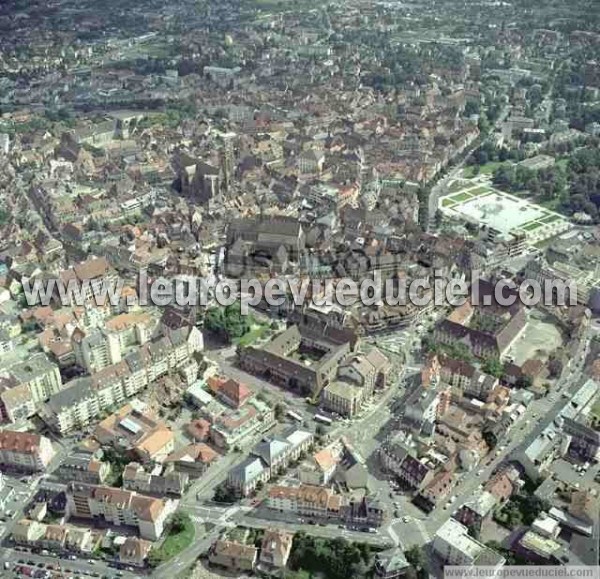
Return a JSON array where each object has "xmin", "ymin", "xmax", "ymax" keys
[
  {"xmin": 314, "ymin": 414, "xmax": 333, "ymax": 425},
  {"xmin": 287, "ymin": 410, "xmax": 303, "ymax": 423}
]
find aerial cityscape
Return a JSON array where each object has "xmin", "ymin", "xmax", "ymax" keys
[{"xmin": 0, "ymin": 0, "xmax": 599, "ymax": 578}]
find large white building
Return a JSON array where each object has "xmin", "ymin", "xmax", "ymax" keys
[
  {"xmin": 43, "ymin": 327, "xmax": 203, "ymax": 434},
  {"xmin": 66, "ymin": 483, "xmax": 177, "ymax": 541},
  {"xmin": 432, "ymin": 518, "xmax": 505, "ymax": 567}
]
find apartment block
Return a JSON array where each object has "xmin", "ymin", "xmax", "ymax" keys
[
  {"xmin": 0, "ymin": 430, "xmax": 55, "ymax": 472},
  {"xmin": 66, "ymin": 482, "xmax": 177, "ymax": 540}
]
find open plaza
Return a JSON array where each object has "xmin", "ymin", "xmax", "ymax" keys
[{"xmin": 440, "ymin": 183, "xmax": 571, "ymax": 243}]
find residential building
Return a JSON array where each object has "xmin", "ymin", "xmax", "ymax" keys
[
  {"xmin": 210, "ymin": 398, "xmax": 275, "ymax": 450},
  {"xmin": 268, "ymin": 484, "xmax": 344, "ymax": 520},
  {"xmin": 12, "ymin": 519, "xmax": 47, "ymax": 545},
  {"xmin": 66, "ymin": 483, "xmax": 177, "ymax": 540},
  {"xmin": 433, "ymin": 518, "xmax": 505, "ymax": 567},
  {"xmin": 42, "ymin": 328, "xmax": 202, "ymax": 434},
  {"xmin": 209, "ymin": 539, "xmax": 258, "ymax": 572},
  {"xmin": 227, "ymin": 456, "xmax": 269, "ymax": 497},
  {"xmin": 259, "ymin": 529, "xmax": 294, "ymax": 570},
  {"xmin": 8, "ymin": 354, "xmax": 63, "ymax": 404},
  {"xmin": 299, "ymin": 445, "xmax": 340, "ymax": 486},
  {"xmin": 0, "ymin": 430, "xmax": 55, "ymax": 472},
  {"xmin": 119, "ymin": 537, "xmax": 152, "ymax": 568},
  {"xmin": 0, "ymin": 382, "xmax": 36, "ymax": 423},
  {"xmin": 93, "ymin": 403, "xmax": 175, "ymax": 464},
  {"xmin": 322, "ymin": 381, "xmax": 365, "ymax": 418},
  {"xmin": 122, "ymin": 463, "xmax": 188, "ymax": 497},
  {"xmin": 164, "ymin": 443, "xmax": 220, "ymax": 479},
  {"xmin": 379, "ymin": 442, "xmax": 435, "ymax": 492},
  {"xmin": 374, "ymin": 549, "xmax": 411, "ymax": 579},
  {"xmin": 454, "ymin": 491, "xmax": 498, "ymax": 534},
  {"xmin": 56, "ymin": 453, "xmax": 110, "ymax": 485}
]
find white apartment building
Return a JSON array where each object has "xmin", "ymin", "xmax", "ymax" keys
[
  {"xmin": 9, "ymin": 354, "xmax": 62, "ymax": 404},
  {"xmin": 0, "ymin": 430, "xmax": 56, "ymax": 472},
  {"xmin": 43, "ymin": 329, "xmax": 202, "ymax": 434},
  {"xmin": 432, "ymin": 518, "xmax": 505, "ymax": 567},
  {"xmin": 67, "ymin": 483, "xmax": 177, "ymax": 541}
]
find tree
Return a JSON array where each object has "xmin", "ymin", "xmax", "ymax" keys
[
  {"xmin": 548, "ymin": 357, "xmax": 563, "ymax": 378},
  {"xmin": 493, "ymin": 164, "xmax": 515, "ymax": 190},
  {"xmin": 515, "ymin": 375, "xmax": 533, "ymax": 389},
  {"xmin": 405, "ymin": 546, "xmax": 427, "ymax": 579},
  {"xmin": 213, "ymin": 484, "xmax": 236, "ymax": 503},
  {"xmin": 482, "ymin": 428, "xmax": 498, "ymax": 450},
  {"xmin": 204, "ymin": 302, "xmax": 251, "ymax": 343},
  {"xmin": 274, "ymin": 403, "xmax": 285, "ymax": 421},
  {"xmin": 482, "ymin": 356, "xmax": 504, "ymax": 378}
]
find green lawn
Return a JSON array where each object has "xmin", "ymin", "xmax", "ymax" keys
[
  {"xmin": 150, "ymin": 513, "xmax": 195, "ymax": 565},
  {"xmin": 450, "ymin": 192, "xmax": 472, "ymax": 202},
  {"xmin": 234, "ymin": 323, "xmax": 269, "ymax": 347},
  {"xmin": 463, "ymin": 161, "xmax": 508, "ymax": 178},
  {"xmin": 448, "ymin": 180, "xmax": 469, "ymax": 193},
  {"xmin": 442, "ymin": 197, "xmax": 457, "ymax": 207},
  {"xmin": 523, "ymin": 221, "xmax": 544, "ymax": 231},
  {"xmin": 468, "ymin": 186, "xmax": 493, "ymax": 197},
  {"xmin": 540, "ymin": 214, "xmax": 562, "ymax": 224}
]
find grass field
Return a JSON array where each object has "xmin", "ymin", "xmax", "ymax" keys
[
  {"xmin": 451, "ymin": 192, "xmax": 472, "ymax": 202},
  {"xmin": 463, "ymin": 161, "xmax": 508, "ymax": 178},
  {"xmin": 522, "ymin": 221, "xmax": 545, "ymax": 231},
  {"xmin": 235, "ymin": 323, "xmax": 269, "ymax": 347},
  {"xmin": 468, "ymin": 186, "xmax": 493, "ymax": 196},
  {"xmin": 448, "ymin": 180, "xmax": 469, "ymax": 193},
  {"xmin": 150, "ymin": 513, "xmax": 195, "ymax": 565}
]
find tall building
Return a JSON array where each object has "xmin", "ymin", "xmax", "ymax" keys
[
  {"xmin": 0, "ymin": 430, "xmax": 55, "ymax": 472},
  {"xmin": 66, "ymin": 483, "xmax": 177, "ymax": 540}
]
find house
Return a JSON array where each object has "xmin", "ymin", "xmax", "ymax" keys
[
  {"xmin": 415, "ymin": 469, "xmax": 454, "ymax": 512},
  {"xmin": 12, "ymin": 519, "xmax": 46, "ymax": 544},
  {"xmin": 379, "ymin": 443, "xmax": 435, "ymax": 492},
  {"xmin": 343, "ymin": 495, "xmax": 385, "ymax": 528},
  {"xmin": 374, "ymin": 549, "xmax": 412, "ymax": 579},
  {"xmin": 454, "ymin": 491, "xmax": 498, "ymax": 534},
  {"xmin": 207, "ymin": 376, "xmax": 253, "ymax": 409},
  {"xmin": 122, "ymin": 463, "xmax": 188, "ymax": 497},
  {"xmin": 299, "ymin": 446, "xmax": 339, "ymax": 485},
  {"xmin": 56, "ymin": 453, "xmax": 110, "ymax": 485},
  {"xmin": 259, "ymin": 528, "xmax": 294, "ymax": 570},
  {"xmin": 119, "ymin": 537, "xmax": 152, "ymax": 567},
  {"xmin": 209, "ymin": 539, "xmax": 258, "ymax": 572},
  {"xmin": 93, "ymin": 404, "xmax": 175, "ymax": 464},
  {"xmin": 164, "ymin": 443, "xmax": 219, "ymax": 479},
  {"xmin": 484, "ymin": 465, "xmax": 519, "ymax": 502}
]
